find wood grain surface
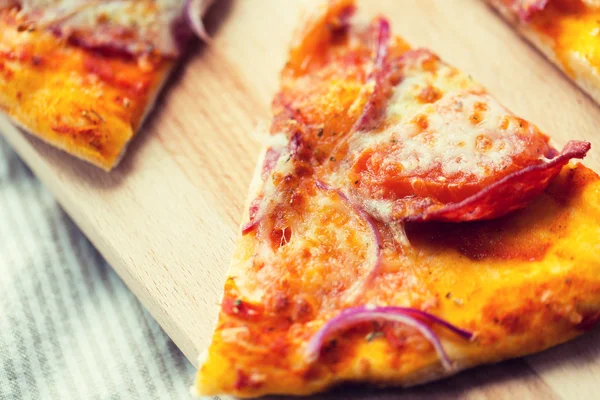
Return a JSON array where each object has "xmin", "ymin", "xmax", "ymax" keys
[{"xmin": 2, "ymin": 1, "xmax": 600, "ymax": 398}]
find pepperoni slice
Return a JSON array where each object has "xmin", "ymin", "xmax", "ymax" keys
[
  {"xmin": 347, "ymin": 48, "xmax": 591, "ymax": 223},
  {"xmin": 351, "ymin": 132, "xmax": 588, "ymax": 223},
  {"xmin": 407, "ymin": 140, "xmax": 590, "ymax": 222}
]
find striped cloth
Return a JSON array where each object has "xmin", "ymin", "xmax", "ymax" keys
[{"xmin": 0, "ymin": 137, "xmax": 199, "ymax": 399}]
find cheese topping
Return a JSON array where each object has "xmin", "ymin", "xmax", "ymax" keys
[
  {"xmin": 351, "ymin": 91, "xmax": 532, "ymax": 181},
  {"xmin": 339, "ymin": 50, "xmax": 552, "ymax": 220},
  {"xmin": 355, "ymin": 51, "xmax": 541, "ymax": 177}
]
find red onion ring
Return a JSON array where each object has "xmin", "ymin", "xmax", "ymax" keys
[
  {"xmin": 305, "ymin": 305, "xmax": 473, "ymax": 370},
  {"xmin": 185, "ymin": 0, "xmax": 214, "ymax": 42},
  {"xmin": 241, "ymin": 198, "xmax": 263, "ymax": 234},
  {"xmin": 315, "ymin": 180, "xmax": 382, "ymax": 300},
  {"xmin": 352, "ymin": 17, "xmax": 391, "ymax": 132},
  {"xmin": 399, "ymin": 308, "xmax": 474, "ymax": 340},
  {"xmin": 241, "ymin": 147, "xmax": 283, "ymax": 235}
]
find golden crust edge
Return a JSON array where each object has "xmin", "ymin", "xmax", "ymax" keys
[
  {"xmin": 1, "ymin": 61, "xmax": 174, "ymax": 172},
  {"xmin": 194, "ymin": 137, "xmax": 271, "ymax": 396},
  {"xmin": 195, "ymin": 318, "xmax": 584, "ymax": 398},
  {"xmin": 110, "ymin": 62, "xmax": 176, "ymax": 170},
  {"xmin": 485, "ymin": 0, "xmax": 600, "ymax": 107},
  {"xmin": 3, "ymin": 114, "xmax": 127, "ymax": 171}
]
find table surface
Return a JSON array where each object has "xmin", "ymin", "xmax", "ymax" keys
[{"xmin": 3, "ymin": 0, "xmax": 600, "ymax": 398}]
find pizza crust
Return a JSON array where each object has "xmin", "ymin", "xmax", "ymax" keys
[
  {"xmin": 2, "ymin": 63, "xmax": 174, "ymax": 171},
  {"xmin": 103, "ymin": 63, "xmax": 175, "ymax": 169},
  {"xmin": 486, "ymin": 0, "xmax": 600, "ymax": 106}
]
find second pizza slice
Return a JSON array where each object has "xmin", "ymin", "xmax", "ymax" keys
[
  {"xmin": 485, "ymin": 0, "xmax": 600, "ymax": 105},
  {"xmin": 0, "ymin": 0, "xmax": 213, "ymax": 170},
  {"xmin": 196, "ymin": 0, "xmax": 600, "ymax": 397}
]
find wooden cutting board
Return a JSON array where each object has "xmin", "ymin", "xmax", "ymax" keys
[{"xmin": 3, "ymin": 0, "xmax": 600, "ymax": 398}]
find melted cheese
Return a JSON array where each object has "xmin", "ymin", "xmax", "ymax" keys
[
  {"xmin": 351, "ymin": 91, "xmax": 530, "ymax": 181},
  {"xmin": 321, "ymin": 50, "xmax": 551, "ymax": 226},
  {"xmin": 350, "ymin": 52, "xmax": 536, "ymax": 181},
  {"xmin": 235, "ymin": 187, "xmax": 377, "ymax": 311}
]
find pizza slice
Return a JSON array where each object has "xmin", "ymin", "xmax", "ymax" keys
[
  {"xmin": 196, "ymin": 0, "xmax": 600, "ymax": 397},
  {"xmin": 485, "ymin": 0, "xmax": 600, "ymax": 105},
  {"xmin": 0, "ymin": 0, "xmax": 213, "ymax": 170}
]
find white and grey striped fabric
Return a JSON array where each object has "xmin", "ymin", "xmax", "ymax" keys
[{"xmin": 0, "ymin": 137, "xmax": 197, "ymax": 399}]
